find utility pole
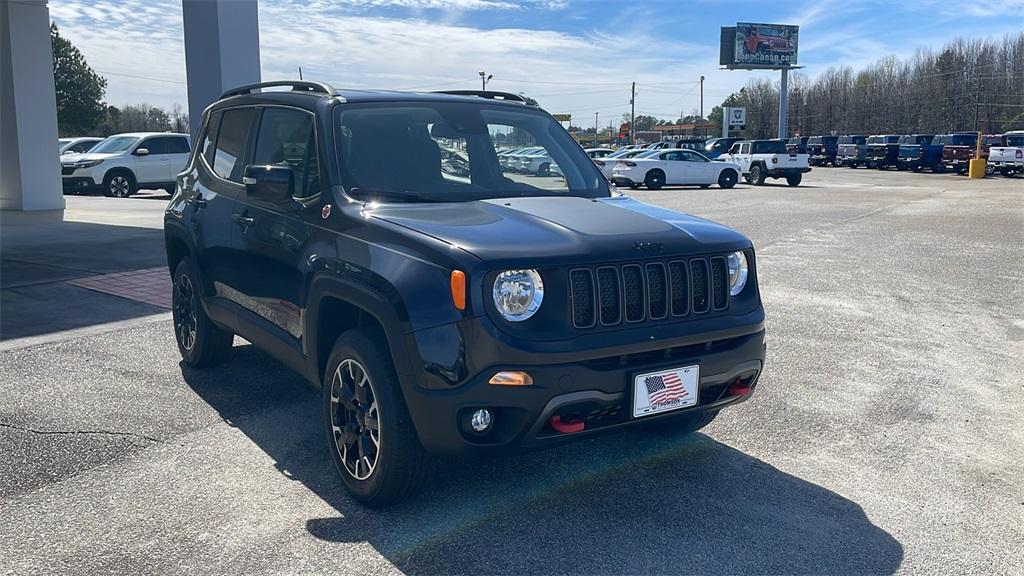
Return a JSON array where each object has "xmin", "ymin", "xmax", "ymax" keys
[
  {"xmin": 594, "ymin": 112, "xmax": 599, "ymax": 148},
  {"xmin": 630, "ymin": 81, "xmax": 636, "ymax": 145},
  {"xmin": 479, "ymin": 71, "xmax": 493, "ymax": 90},
  {"xmin": 699, "ymin": 75, "xmax": 705, "ymax": 139}
]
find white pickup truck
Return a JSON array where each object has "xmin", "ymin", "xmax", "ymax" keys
[
  {"xmin": 718, "ymin": 139, "xmax": 812, "ymax": 186},
  {"xmin": 987, "ymin": 131, "xmax": 1023, "ymax": 176}
]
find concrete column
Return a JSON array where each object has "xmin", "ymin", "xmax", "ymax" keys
[
  {"xmin": 1, "ymin": 0, "xmax": 64, "ymax": 212},
  {"xmin": 182, "ymin": 0, "xmax": 261, "ymax": 141}
]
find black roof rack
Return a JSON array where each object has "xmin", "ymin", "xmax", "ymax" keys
[
  {"xmin": 221, "ymin": 81, "xmax": 339, "ymax": 100},
  {"xmin": 433, "ymin": 90, "xmax": 538, "ymax": 106}
]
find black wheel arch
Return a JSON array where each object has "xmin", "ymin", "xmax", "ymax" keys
[{"xmin": 306, "ymin": 274, "xmax": 418, "ymax": 392}]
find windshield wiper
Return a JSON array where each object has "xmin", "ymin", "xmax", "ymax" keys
[{"xmin": 348, "ymin": 187, "xmax": 436, "ymax": 203}]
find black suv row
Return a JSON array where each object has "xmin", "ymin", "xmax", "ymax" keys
[{"xmin": 165, "ymin": 81, "xmax": 766, "ymax": 506}]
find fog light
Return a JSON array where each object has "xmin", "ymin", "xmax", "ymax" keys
[{"xmin": 470, "ymin": 409, "xmax": 492, "ymax": 432}]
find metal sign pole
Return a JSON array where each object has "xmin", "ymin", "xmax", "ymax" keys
[{"xmin": 778, "ymin": 68, "xmax": 789, "ymax": 140}]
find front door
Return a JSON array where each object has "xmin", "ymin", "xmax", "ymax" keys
[
  {"xmin": 133, "ymin": 137, "xmax": 169, "ymax": 184},
  {"xmin": 680, "ymin": 149, "xmax": 716, "ymax": 183},
  {"xmin": 232, "ymin": 106, "xmax": 320, "ymax": 346}
]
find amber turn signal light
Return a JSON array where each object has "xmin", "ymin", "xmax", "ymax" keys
[
  {"xmin": 488, "ymin": 371, "xmax": 533, "ymax": 386},
  {"xmin": 450, "ymin": 270, "xmax": 466, "ymax": 310}
]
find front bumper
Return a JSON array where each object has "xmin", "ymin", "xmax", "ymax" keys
[
  {"xmin": 61, "ymin": 175, "xmax": 101, "ymax": 192},
  {"xmin": 402, "ymin": 320, "xmax": 767, "ymax": 457}
]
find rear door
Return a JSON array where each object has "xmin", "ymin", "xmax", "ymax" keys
[
  {"xmin": 164, "ymin": 135, "xmax": 192, "ymax": 179},
  {"xmin": 232, "ymin": 105, "xmax": 321, "ymax": 348},
  {"xmin": 189, "ymin": 107, "xmax": 256, "ymax": 304}
]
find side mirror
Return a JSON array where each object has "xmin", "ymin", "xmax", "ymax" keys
[
  {"xmin": 242, "ymin": 164, "xmax": 294, "ymax": 203},
  {"xmin": 134, "ymin": 148, "xmax": 150, "ymax": 156}
]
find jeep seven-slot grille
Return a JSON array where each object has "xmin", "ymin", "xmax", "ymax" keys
[{"xmin": 570, "ymin": 256, "xmax": 731, "ymax": 328}]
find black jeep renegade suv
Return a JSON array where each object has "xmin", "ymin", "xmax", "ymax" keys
[{"xmin": 164, "ymin": 81, "xmax": 766, "ymax": 506}]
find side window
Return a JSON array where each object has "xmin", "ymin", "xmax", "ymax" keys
[
  {"xmin": 252, "ymin": 107, "xmax": 320, "ymax": 198},
  {"xmin": 213, "ymin": 108, "xmax": 256, "ymax": 183},
  {"xmin": 166, "ymin": 136, "xmax": 190, "ymax": 154},
  {"xmin": 740, "ymin": 143, "xmax": 751, "ymax": 154},
  {"xmin": 681, "ymin": 150, "xmax": 706, "ymax": 162},
  {"xmin": 202, "ymin": 110, "xmax": 223, "ymax": 166},
  {"xmin": 139, "ymin": 138, "xmax": 165, "ymax": 155}
]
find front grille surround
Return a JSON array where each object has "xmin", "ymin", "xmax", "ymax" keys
[{"xmin": 570, "ymin": 254, "xmax": 735, "ymax": 329}]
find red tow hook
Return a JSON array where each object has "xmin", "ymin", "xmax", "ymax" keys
[
  {"xmin": 550, "ymin": 415, "xmax": 585, "ymax": 434},
  {"xmin": 728, "ymin": 380, "xmax": 754, "ymax": 396}
]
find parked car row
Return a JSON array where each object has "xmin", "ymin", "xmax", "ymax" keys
[
  {"xmin": 59, "ymin": 132, "xmax": 192, "ymax": 196},
  {"xmin": 833, "ymin": 131, "xmax": 1022, "ymax": 176}
]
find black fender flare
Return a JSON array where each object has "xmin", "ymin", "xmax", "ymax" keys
[{"xmin": 304, "ymin": 273, "xmax": 418, "ymax": 390}]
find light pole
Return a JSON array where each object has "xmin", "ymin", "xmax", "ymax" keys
[
  {"xmin": 479, "ymin": 71, "xmax": 493, "ymax": 90},
  {"xmin": 699, "ymin": 75, "xmax": 705, "ymax": 138},
  {"xmin": 595, "ymin": 112, "xmax": 599, "ymax": 147}
]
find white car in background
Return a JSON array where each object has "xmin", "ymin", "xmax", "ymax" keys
[
  {"xmin": 61, "ymin": 132, "xmax": 191, "ymax": 197},
  {"xmin": 59, "ymin": 137, "xmax": 103, "ymax": 156},
  {"xmin": 594, "ymin": 148, "xmax": 658, "ymax": 178},
  {"xmin": 521, "ymin": 149, "xmax": 556, "ymax": 175},
  {"xmin": 610, "ymin": 148, "xmax": 741, "ymax": 190},
  {"xmin": 583, "ymin": 147, "xmax": 614, "ymax": 159}
]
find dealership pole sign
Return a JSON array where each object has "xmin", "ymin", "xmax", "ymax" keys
[{"xmin": 720, "ymin": 23, "xmax": 799, "ymax": 70}]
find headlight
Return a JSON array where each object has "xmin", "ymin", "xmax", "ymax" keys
[
  {"xmin": 727, "ymin": 251, "xmax": 749, "ymax": 296},
  {"xmin": 492, "ymin": 269, "xmax": 544, "ymax": 322},
  {"xmin": 77, "ymin": 159, "xmax": 105, "ymax": 168}
]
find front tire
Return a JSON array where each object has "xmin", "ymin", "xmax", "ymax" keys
[
  {"xmin": 324, "ymin": 329, "xmax": 431, "ymax": 507},
  {"xmin": 103, "ymin": 171, "xmax": 137, "ymax": 198},
  {"xmin": 644, "ymin": 169, "xmax": 665, "ymax": 190},
  {"xmin": 718, "ymin": 169, "xmax": 738, "ymax": 189},
  {"xmin": 172, "ymin": 258, "xmax": 233, "ymax": 367}
]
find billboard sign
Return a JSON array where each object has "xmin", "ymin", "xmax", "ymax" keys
[
  {"xmin": 552, "ymin": 114, "xmax": 572, "ymax": 122},
  {"xmin": 722, "ymin": 23, "xmax": 799, "ymax": 69}
]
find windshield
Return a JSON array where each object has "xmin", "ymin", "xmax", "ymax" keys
[
  {"xmin": 335, "ymin": 102, "xmax": 605, "ymax": 202},
  {"xmin": 89, "ymin": 136, "xmax": 139, "ymax": 154},
  {"xmin": 949, "ymin": 134, "xmax": 976, "ymax": 146}
]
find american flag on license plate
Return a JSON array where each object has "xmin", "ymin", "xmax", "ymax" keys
[{"xmin": 645, "ymin": 372, "xmax": 688, "ymax": 405}]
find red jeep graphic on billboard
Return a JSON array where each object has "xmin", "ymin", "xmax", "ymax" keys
[{"xmin": 734, "ymin": 22, "xmax": 799, "ymax": 68}]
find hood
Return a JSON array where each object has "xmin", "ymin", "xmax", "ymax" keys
[
  {"xmin": 367, "ymin": 195, "xmax": 751, "ymax": 266},
  {"xmin": 61, "ymin": 152, "xmax": 122, "ymax": 164}
]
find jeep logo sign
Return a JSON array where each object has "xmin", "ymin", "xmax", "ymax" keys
[{"xmin": 726, "ymin": 107, "xmax": 746, "ymax": 126}]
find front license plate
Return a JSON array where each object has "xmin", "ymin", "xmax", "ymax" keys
[{"xmin": 632, "ymin": 365, "xmax": 699, "ymax": 418}]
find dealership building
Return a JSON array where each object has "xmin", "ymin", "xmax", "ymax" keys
[{"xmin": 1, "ymin": 0, "xmax": 261, "ymax": 214}]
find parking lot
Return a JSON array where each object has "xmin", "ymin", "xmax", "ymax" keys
[{"xmin": 1, "ymin": 168, "xmax": 1022, "ymax": 575}]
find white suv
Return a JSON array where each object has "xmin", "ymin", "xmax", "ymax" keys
[{"xmin": 61, "ymin": 132, "xmax": 191, "ymax": 197}]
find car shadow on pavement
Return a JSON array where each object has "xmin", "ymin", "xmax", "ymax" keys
[{"xmin": 181, "ymin": 344, "xmax": 903, "ymax": 575}]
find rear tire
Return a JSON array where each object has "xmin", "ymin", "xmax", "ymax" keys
[
  {"xmin": 537, "ymin": 163, "xmax": 550, "ymax": 176},
  {"xmin": 172, "ymin": 258, "xmax": 233, "ymax": 368},
  {"xmin": 932, "ymin": 161, "xmax": 946, "ymax": 173},
  {"xmin": 717, "ymin": 169, "xmax": 738, "ymax": 189},
  {"xmin": 644, "ymin": 169, "xmax": 665, "ymax": 190},
  {"xmin": 786, "ymin": 173, "xmax": 802, "ymax": 187},
  {"xmin": 324, "ymin": 329, "xmax": 431, "ymax": 507},
  {"xmin": 749, "ymin": 164, "xmax": 766, "ymax": 186}
]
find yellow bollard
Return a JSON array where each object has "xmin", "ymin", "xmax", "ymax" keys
[{"xmin": 968, "ymin": 158, "xmax": 986, "ymax": 179}]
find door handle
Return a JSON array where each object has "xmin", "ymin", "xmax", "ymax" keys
[{"xmin": 231, "ymin": 214, "xmax": 255, "ymax": 227}]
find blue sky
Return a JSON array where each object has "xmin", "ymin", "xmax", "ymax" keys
[{"xmin": 50, "ymin": 0, "xmax": 1024, "ymax": 125}]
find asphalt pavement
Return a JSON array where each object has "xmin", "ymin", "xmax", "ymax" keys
[{"xmin": 1, "ymin": 170, "xmax": 1021, "ymax": 575}]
